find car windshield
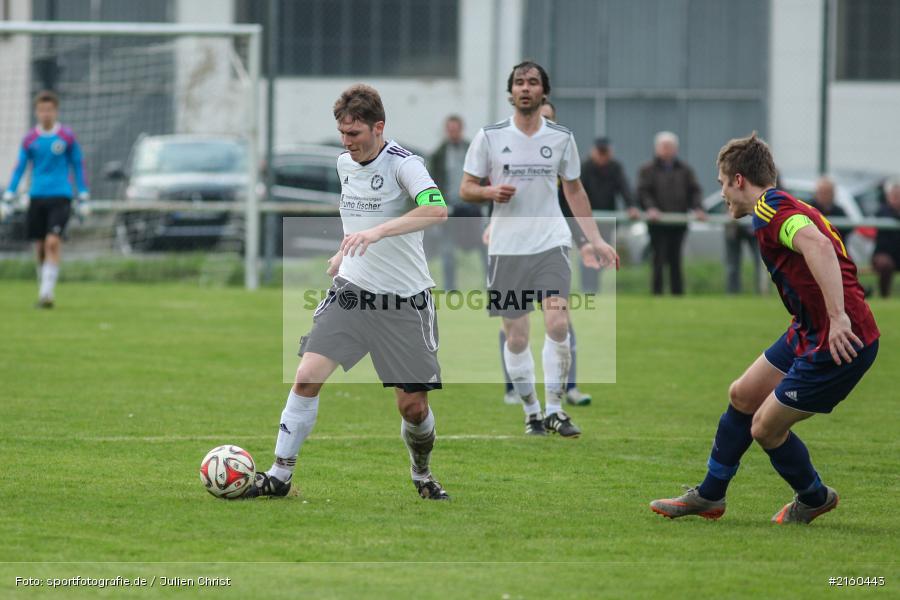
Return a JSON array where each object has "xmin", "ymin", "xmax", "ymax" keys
[
  {"xmin": 133, "ymin": 140, "xmax": 247, "ymax": 175},
  {"xmin": 274, "ymin": 159, "xmax": 342, "ymax": 193}
]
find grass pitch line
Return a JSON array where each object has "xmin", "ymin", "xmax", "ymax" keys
[{"xmin": 65, "ymin": 433, "xmax": 520, "ymax": 443}]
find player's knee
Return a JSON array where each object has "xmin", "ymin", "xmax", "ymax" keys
[
  {"xmin": 399, "ymin": 398, "xmax": 428, "ymax": 424},
  {"xmin": 505, "ymin": 331, "xmax": 529, "ymax": 353},
  {"xmin": 750, "ymin": 416, "xmax": 777, "ymax": 447},
  {"xmin": 545, "ymin": 314, "xmax": 569, "ymax": 341},
  {"xmin": 728, "ymin": 380, "xmax": 749, "ymax": 412},
  {"xmin": 293, "ymin": 368, "xmax": 323, "ymax": 397}
]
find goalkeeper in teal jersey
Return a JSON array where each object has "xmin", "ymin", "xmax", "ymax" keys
[{"xmin": 2, "ymin": 91, "xmax": 91, "ymax": 308}]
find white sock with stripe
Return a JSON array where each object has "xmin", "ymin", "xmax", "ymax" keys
[
  {"xmin": 401, "ymin": 407, "xmax": 436, "ymax": 482},
  {"xmin": 542, "ymin": 333, "xmax": 571, "ymax": 416},
  {"xmin": 269, "ymin": 390, "xmax": 319, "ymax": 481}
]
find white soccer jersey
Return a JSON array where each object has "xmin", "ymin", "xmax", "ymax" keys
[
  {"xmin": 337, "ymin": 140, "xmax": 438, "ymax": 296},
  {"xmin": 464, "ymin": 116, "xmax": 581, "ymax": 256}
]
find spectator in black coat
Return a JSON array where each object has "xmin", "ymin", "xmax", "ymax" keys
[
  {"xmin": 637, "ymin": 131, "xmax": 706, "ymax": 295},
  {"xmin": 872, "ymin": 181, "xmax": 900, "ymax": 298}
]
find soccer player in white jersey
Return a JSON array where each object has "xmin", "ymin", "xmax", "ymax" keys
[
  {"xmin": 460, "ymin": 62, "xmax": 619, "ymax": 437},
  {"xmin": 243, "ymin": 84, "xmax": 451, "ymax": 500}
]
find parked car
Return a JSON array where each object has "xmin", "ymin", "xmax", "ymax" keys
[
  {"xmin": 618, "ymin": 170, "xmax": 891, "ymax": 265},
  {"xmin": 264, "ymin": 144, "xmax": 343, "ymax": 256},
  {"xmin": 105, "ymin": 135, "xmax": 249, "ymax": 252},
  {"xmin": 0, "ymin": 193, "xmax": 27, "ymax": 251}
]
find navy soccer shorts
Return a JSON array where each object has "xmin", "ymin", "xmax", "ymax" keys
[{"xmin": 764, "ymin": 331, "xmax": 879, "ymax": 414}]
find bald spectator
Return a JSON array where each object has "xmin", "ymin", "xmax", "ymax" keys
[
  {"xmin": 809, "ymin": 176, "xmax": 850, "ymax": 240},
  {"xmin": 872, "ymin": 181, "xmax": 900, "ymax": 297},
  {"xmin": 637, "ymin": 131, "xmax": 705, "ymax": 295}
]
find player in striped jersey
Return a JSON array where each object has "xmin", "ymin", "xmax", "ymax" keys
[{"xmin": 651, "ymin": 133, "xmax": 879, "ymax": 524}]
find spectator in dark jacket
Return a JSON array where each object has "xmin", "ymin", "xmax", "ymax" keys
[
  {"xmin": 579, "ymin": 137, "xmax": 637, "ymax": 293},
  {"xmin": 872, "ymin": 181, "xmax": 900, "ymax": 297},
  {"xmin": 429, "ymin": 115, "xmax": 484, "ymax": 290},
  {"xmin": 637, "ymin": 131, "xmax": 706, "ymax": 295}
]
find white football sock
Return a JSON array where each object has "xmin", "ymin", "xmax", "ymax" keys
[
  {"xmin": 542, "ymin": 333, "xmax": 571, "ymax": 416},
  {"xmin": 504, "ymin": 342, "xmax": 537, "ymax": 414},
  {"xmin": 39, "ymin": 262, "xmax": 59, "ymax": 300},
  {"xmin": 401, "ymin": 407, "xmax": 436, "ymax": 482},
  {"xmin": 521, "ymin": 394, "xmax": 542, "ymax": 417},
  {"xmin": 270, "ymin": 390, "xmax": 319, "ymax": 481}
]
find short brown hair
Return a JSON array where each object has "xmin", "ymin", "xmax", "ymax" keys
[
  {"xmin": 716, "ymin": 132, "xmax": 777, "ymax": 187},
  {"xmin": 33, "ymin": 90, "xmax": 59, "ymax": 107},
  {"xmin": 333, "ymin": 84, "xmax": 385, "ymax": 127}
]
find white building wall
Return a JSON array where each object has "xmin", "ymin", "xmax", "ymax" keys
[
  {"xmin": 830, "ymin": 83, "xmax": 900, "ymax": 173},
  {"xmin": 174, "ymin": 0, "xmax": 247, "ymax": 136},
  {"xmin": 769, "ymin": 0, "xmax": 900, "ymax": 175},
  {"xmin": 0, "ymin": 0, "xmax": 33, "ymax": 188},
  {"xmin": 269, "ymin": 0, "xmax": 523, "ymax": 155},
  {"xmin": 768, "ymin": 0, "xmax": 823, "ymax": 172}
]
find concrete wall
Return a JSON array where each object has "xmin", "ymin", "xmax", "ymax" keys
[
  {"xmin": 830, "ymin": 83, "xmax": 900, "ymax": 173},
  {"xmin": 268, "ymin": 0, "xmax": 523, "ymax": 155},
  {"xmin": 0, "ymin": 0, "xmax": 33, "ymax": 187},
  {"xmin": 768, "ymin": 0, "xmax": 823, "ymax": 172},
  {"xmin": 769, "ymin": 0, "xmax": 900, "ymax": 176},
  {"xmin": 174, "ymin": 0, "xmax": 248, "ymax": 136}
]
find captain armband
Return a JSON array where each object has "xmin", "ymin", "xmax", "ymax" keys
[
  {"xmin": 778, "ymin": 214, "xmax": 814, "ymax": 251},
  {"xmin": 415, "ymin": 188, "xmax": 447, "ymax": 207}
]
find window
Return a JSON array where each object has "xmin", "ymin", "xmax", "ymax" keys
[
  {"xmin": 236, "ymin": 0, "xmax": 458, "ymax": 78},
  {"xmin": 836, "ymin": 0, "xmax": 900, "ymax": 81}
]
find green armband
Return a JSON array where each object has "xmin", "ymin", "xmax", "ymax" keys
[
  {"xmin": 415, "ymin": 188, "xmax": 446, "ymax": 207},
  {"xmin": 778, "ymin": 213, "xmax": 814, "ymax": 250}
]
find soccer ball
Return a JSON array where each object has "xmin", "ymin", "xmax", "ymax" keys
[{"xmin": 199, "ymin": 445, "xmax": 255, "ymax": 499}]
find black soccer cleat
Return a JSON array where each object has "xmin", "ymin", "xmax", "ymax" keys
[
  {"xmin": 241, "ymin": 471, "xmax": 291, "ymax": 499},
  {"xmin": 525, "ymin": 412, "xmax": 547, "ymax": 436},
  {"xmin": 543, "ymin": 410, "xmax": 581, "ymax": 438},
  {"xmin": 34, "ymin": 297, "xmax": 54, "ymax": 309},
  {"xmin": 415, "ymin": 477, "xmax": 450, "ymax": 500}
]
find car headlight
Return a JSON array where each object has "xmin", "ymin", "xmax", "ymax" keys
[{"xmin": 125, "ymin": 185, "xmax": 160, "ymax": 200}]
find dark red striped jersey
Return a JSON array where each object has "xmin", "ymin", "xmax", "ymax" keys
[{"xmin": 752, "ymin": 188, "xmax": 879, "ymax": 362}]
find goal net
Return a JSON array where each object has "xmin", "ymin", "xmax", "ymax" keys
[{"xmin": 0, "ymin": 21, "xmax": 261, "ymax": 287}]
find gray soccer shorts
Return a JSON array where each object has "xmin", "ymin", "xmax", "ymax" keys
[
  {"xmin": 298, "ymin": 277, "xmax": 441, "ymax": 393},
  {"xmin": 486, "ymin": 245, "xmax": 572, "ymax": 318}
]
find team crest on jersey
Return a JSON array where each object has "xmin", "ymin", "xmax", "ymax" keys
[
  {"xmin": 370, "ymin": 174, "xmax": 384, "ymax": 190},
  {"xmin": 51, "ymin": 140, "xmax": 67, "ymax": 155},
  {"xmin": 540, "ymin": 146, "xmax": 552, "ymax": 159}
]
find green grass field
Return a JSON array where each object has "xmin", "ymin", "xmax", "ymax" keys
[{"xmin": 1, "ymin": 280, "xmax": 898, "ymax": 599}]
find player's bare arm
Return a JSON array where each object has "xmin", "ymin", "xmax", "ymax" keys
[
  {"xmin": 790, "ymin": 224, "xmax": 863, "ymax": 365},
  {"xmin": 326, "ymin": 251, "xmax": 343, "ymax": 276},
  {"xmin": 340, "ymin": 202, "xmax": 448, "ymax": 257},
  {"xmin": 459, "ymin": 172, "xmax": 515, "ymax": 204},
  {"xmin": 561, "ymin": 177, "xmax": 620, "ymax": 270}
]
